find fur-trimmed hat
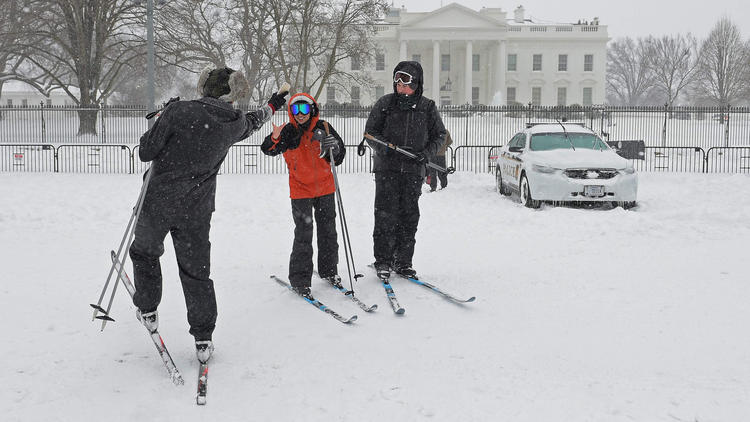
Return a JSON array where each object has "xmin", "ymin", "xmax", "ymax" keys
[{"xmin": 196, "ymin": 65, "xmax": 250, "ymax": 102}]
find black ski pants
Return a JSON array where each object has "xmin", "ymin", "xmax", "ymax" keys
[
  {"xmin": 373, "ymin": 172, "xmax": 423, "ymax": 268},
  {"xmin": 289, "ymin": 193, "xmax": 338, "ymax": 289},
  {"xmin": 427, "ymin": 155, "xmax": 448, "ymax": 190},
  {"xmin": 129, "ymin": 207, "xmax": 216, "ymax": 341}
]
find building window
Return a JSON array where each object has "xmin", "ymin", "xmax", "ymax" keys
[
  {"xmin": 532, "ymin": 54, "xmax": 542, "ymax": 71},
  {"xmin": 558, "ymin": 54, "xmax": 567, "ymax": 72},
  {"xmin": 6, "ymin": 99, "xmax": 11, "ymax": 107},
  {"xmin": 531, "ymin": 87, "xmax": 542, "ymax": 106},
  {"xmin": 327, "ymin": 86, "xmax": 336, "ymax": 104},
  {"xmin": 351, "ymin": 87, "xmax": 360, "ymax": 106},
  {"xmin": 506, "ymin": 87, "xmax": 516, "ymax": 104},
  {"xmin": 22, "ymin": 99, "xmax": 28, "ymax": 107},
  {"xmin": 584, "ymin": 54, "xmax": 594, "ymax": 71},
  {"xmin": 582, "ymin": 87, "xmax": 593, "ymax": 106},
  {"xmin": 472, "ymin": 54, "xmax": 480, "ymax": 72},
  {"xmin": 46, "ymin": 99, "xmax": 53, "ymax": 106},
  {"xmin": 412, "ymin": 54, "xmax": 421, "ymax": 63},
  {"xmin": 472, "ymin": 87, "xmax": 480, "ymax": 105},
  {"xmin": 440, "ymin": 95, "xmax": 451, "ymax": 106},
  {"xmin": 441, "ymin": 54, "xmax": 450, "ymax": 71},
  {"xmin": 507, "ymin": 54, "xmax": 517, "ymax": 71},
  {"xmin": 375, "ymin": 86, "xmax": 385, "ymax": 99},
  {"xmin": 375, "ymin": 53, "xmax": 385, "ymax": 71},
  {"xmin": 351, "ymin": 55, "xmax": 360, "ymax": 71},
  {"xmin": 557, "ymin": 87, "xmax": 567, "ymax": 106}
]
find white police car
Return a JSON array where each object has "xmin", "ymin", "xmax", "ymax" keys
[{"xmin": 494, "ymin": 123, "xmax": 637, "ymax": 209}]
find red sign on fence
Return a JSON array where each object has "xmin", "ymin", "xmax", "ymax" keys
[{"xmin": 14, "ymin": 153, "xmax": 24, "ymax": 160}]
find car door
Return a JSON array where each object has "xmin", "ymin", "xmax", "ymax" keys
[{"xmin": 502, "ymin": 133, "xmax": 525, "ymax": 191}]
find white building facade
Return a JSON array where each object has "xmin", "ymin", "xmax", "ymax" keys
[{"xmin": 327, "ymin": 3, "xmax": 608, "ymax": 107}]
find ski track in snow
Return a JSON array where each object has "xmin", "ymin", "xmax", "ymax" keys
[{"xmin": 1, "ymin": 171, "xmax": 749, "ymax": 421}]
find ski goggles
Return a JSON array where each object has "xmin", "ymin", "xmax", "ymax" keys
[
  {"xmin": 394, "ymin": 71, "xmax": 414, "ymax": 85},
  {"xmin": 291, "ymin": 103, "xmax": 312, "ymax": 115}
]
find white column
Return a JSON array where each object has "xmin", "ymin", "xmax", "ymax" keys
[
  {"xmin": 399, "ymin": 40, "xmax": 407, "ymax": 61},
  {"xmin": 432, "ymin": 41, "xmax": 440, "ymax": 99},
  {"xmin": 494, "ymin": 40, "xmax": 507, "ymax": 103},
  {"xmin": 465, "ymin": 40, "xmax": 473, "ymax": 104}
]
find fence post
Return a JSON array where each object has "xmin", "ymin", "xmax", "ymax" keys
[
  {"xmin": 464, "ymin": 104, "xmax": 470, "ymax": 145},
  {"xmin": 661, "ymin": 103, "xmax": 668, "ymax": 147},
  {"xmin": 724, "ymin": 104, "xmax": 731, "ymax": 147},
  {"xmin": 526, "ymin": 102, "xmax": 533, "ymax": 124},
  {"xmin": 100, "ymin": 103, "xmax": 107, "ymax": 144},
  {"xmin": 39, "ymin": 101, "xmax": 47, "ymax": 143}
]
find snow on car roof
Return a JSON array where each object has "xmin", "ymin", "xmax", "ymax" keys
[{"xmin": 527, "ymin": 123, "xmax": 595, "ymax": 135}]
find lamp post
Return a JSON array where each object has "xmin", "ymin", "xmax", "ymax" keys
[
  {"xmin": 134, "ymin": 0, "xmax": 163, "ymax": 128},
  {"xmin": 146, "ymin": 0, "xmax": 155, "ymax": 128}
]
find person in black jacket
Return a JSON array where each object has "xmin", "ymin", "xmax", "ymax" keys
[
  {"xmin": 129, "ymin": 65, "xmax": 287, "ymax": 363},
  {"xmin": 364, "ymin": 61, "xmax": 446, "ymax": 279}
]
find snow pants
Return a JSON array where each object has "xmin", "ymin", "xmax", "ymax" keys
[
  {"xmin": 373, "ymin": 172, "xmax": 423, "ymax": 269},
  {"xmin": 427, "ymin": 155, "xmax": 448, "ymax": 190},
  {"xmin": 289, "ymin": 193, "xmax": 338, "ymax": 289},
  {"xmin": 129, "ymin": 207, "xmax": 216, "ymax": 341}
]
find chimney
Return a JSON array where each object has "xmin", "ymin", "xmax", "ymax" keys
[{"xmin": 514, "ymin": 5, "xmax": 525, "ymax": 23}]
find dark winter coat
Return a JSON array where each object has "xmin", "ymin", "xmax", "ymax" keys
[
  {"xmin": 364, "ymin": 60, "xmax": 447, "ymax": 176},
  {"xmin": 138, "ymin": 97, "xmax": 266, "ymax": 215},
  {"xmin": 261, "ymin": 93, "xmax": 345, "ymax": 199}
]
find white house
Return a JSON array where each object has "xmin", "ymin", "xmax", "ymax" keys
[
  {"xmin": 0, "ymin": 81, "xmax": 77, "ymax": 107},
  {"xmin": 325, "ymin": 3, "xmax": 608, "ymax": 107}
]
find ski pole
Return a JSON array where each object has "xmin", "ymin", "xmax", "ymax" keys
[
  {"xmin": 363, "ymin": 133, "xmax": 456, "ymax": 174},
  {"xmin": 91, "ymin": 166, "xmax": 154, "ymax": 330},
  {"xmin": 327, "ymin": 146, "xmax": 362, "ymax": 295}
]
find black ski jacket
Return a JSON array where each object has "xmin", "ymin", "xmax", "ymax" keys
[
  {"xmin": 138, "ymin": 97, "xmax": 270, "ymax": 216},
  {"xmin": 364, "ymin": 61, "xmax": 446, "ymax": 176}
]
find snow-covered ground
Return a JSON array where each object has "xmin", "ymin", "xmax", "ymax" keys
[{"xmin": 2, "ymin": 171, "xmax": 749, "ymax": 421}]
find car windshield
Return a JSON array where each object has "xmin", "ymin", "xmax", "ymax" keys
[{"xmin": 530, "ymin": 133, "xmax": 609, "ymax": 151}]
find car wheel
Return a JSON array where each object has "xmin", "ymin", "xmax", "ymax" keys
[
  {"xmin": 623, "ymin": 201, "xmax": 637, "ymax": 210},
  {"xmin": 520, "ymin": 174, "xmax": 540, "ymax": 208},
  {"xmin": 495, "ymin": 167, "xmax": 510, "ymax": 196}
]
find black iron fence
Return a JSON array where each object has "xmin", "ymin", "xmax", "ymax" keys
[
  {"xmin": 4, "ymin": 142, "xmax": 749, "ymax": 174},
  {"xmin": 2, "ymin": 104, "xmax": 750, "ymax": 173}
]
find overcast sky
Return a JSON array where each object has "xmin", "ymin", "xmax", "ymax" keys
[{"xmin": 393, "ymin": 0, "xmax": 750, "ymax": 39}]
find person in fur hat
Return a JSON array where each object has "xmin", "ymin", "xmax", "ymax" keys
[
  {"xmin": 364, "ymin": 61, "xmax": 446, "ymax": 280},
  {"xmin": 260, "ymin": 93, "xmax": 346, "ymax": 298},
  {"xmin": 130, "ymin": 65, "xmax": 287, "ymax": 364}
]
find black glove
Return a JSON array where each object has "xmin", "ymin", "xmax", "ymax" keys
[
  {"xmin": 267, "ymin": 91, "xmax": 288, "ymax": 112},
  {"xmin": 312, "ymin": 128, "xmax": 326, "ymax": 141},
  {"xmin": 413, "ymin": 151, "xmax": 429, "ymax": 165},
  {"xmin": 319, "ymin": 134, "xmax": 340, "ymax": 159}
]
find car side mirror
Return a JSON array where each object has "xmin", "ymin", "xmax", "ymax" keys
[{"xmin": 509, "ymin": 146, "xmax": 523, "ymax": 153}]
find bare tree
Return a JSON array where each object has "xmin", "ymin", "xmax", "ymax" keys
[
  {"xmin": 606, "ymin": 37, "xmax": 655, "ymax": 105},
  {"xmin": 644, "ymin": 34, "xmax": 699, "ymax": 108},
  {"xmin": 17, "ymin": 0, "xmax": 143, "ymax": 135},
  {"xmin": 694, "ymin": 16, "xmax": 750, "ymax": 108},
  {"xmin": 154, "ymin": 0, "xmax": 231, "ymax": 70},
  {"xmin": 255, "ymin": 0, "xmax": 387, "ymax": 101}
]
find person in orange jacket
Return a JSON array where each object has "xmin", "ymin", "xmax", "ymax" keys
[{"xmin": 261, "ymin": 93, "xmax": 346, "ymax": 297}]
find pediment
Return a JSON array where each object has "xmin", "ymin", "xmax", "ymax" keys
[{"xmin": 402, "ymin": 3, "xmax": 505, "ymax": 30}]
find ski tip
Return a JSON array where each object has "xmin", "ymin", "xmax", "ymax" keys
[
  {"xmin": 395, "ymin": 308, "xmax": 405, "ymax": 315},
  {"xmin": 95, "ymin": 315, "xmax": 115, "ymax": 322},
  {"xmin": 347, "ymin": 315, "xmax": 358, "ymax": 323},
  {"xmin": 367, "ymin": 304, "xmax": 378, "ymax": 312},
  {"xmin": 466, "ymin": 297, "xmax": 476, "ymax": 302},
  {"xmin": 173, "ymin": 375, "xmax": 185, "ymax": 386},
  {"xmin": 196, "ymin": 396, "xmax": 206, "ymax": 405}
]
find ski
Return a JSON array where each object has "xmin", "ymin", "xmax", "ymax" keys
[
  {"xmin": 108, "ymin": 250, "xmax": 185, "ymax": 385},
  {"xmin": 314, "ymin": 272, "xmax": 377, "ymax": 312},
  {"xmin": 271, "ymin": 275, "xmax": 357, "ymax": 324},
  {"xmin": 394, "ymin": 273, "xmax": 476, "ymax": 304},
  {"xmin": 380, "ymin": 277, "xmax": 406, "ymax": 315},
  {"xmin": 196, "ymin": 362, "xmax": 208, "ymax": 405}
]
